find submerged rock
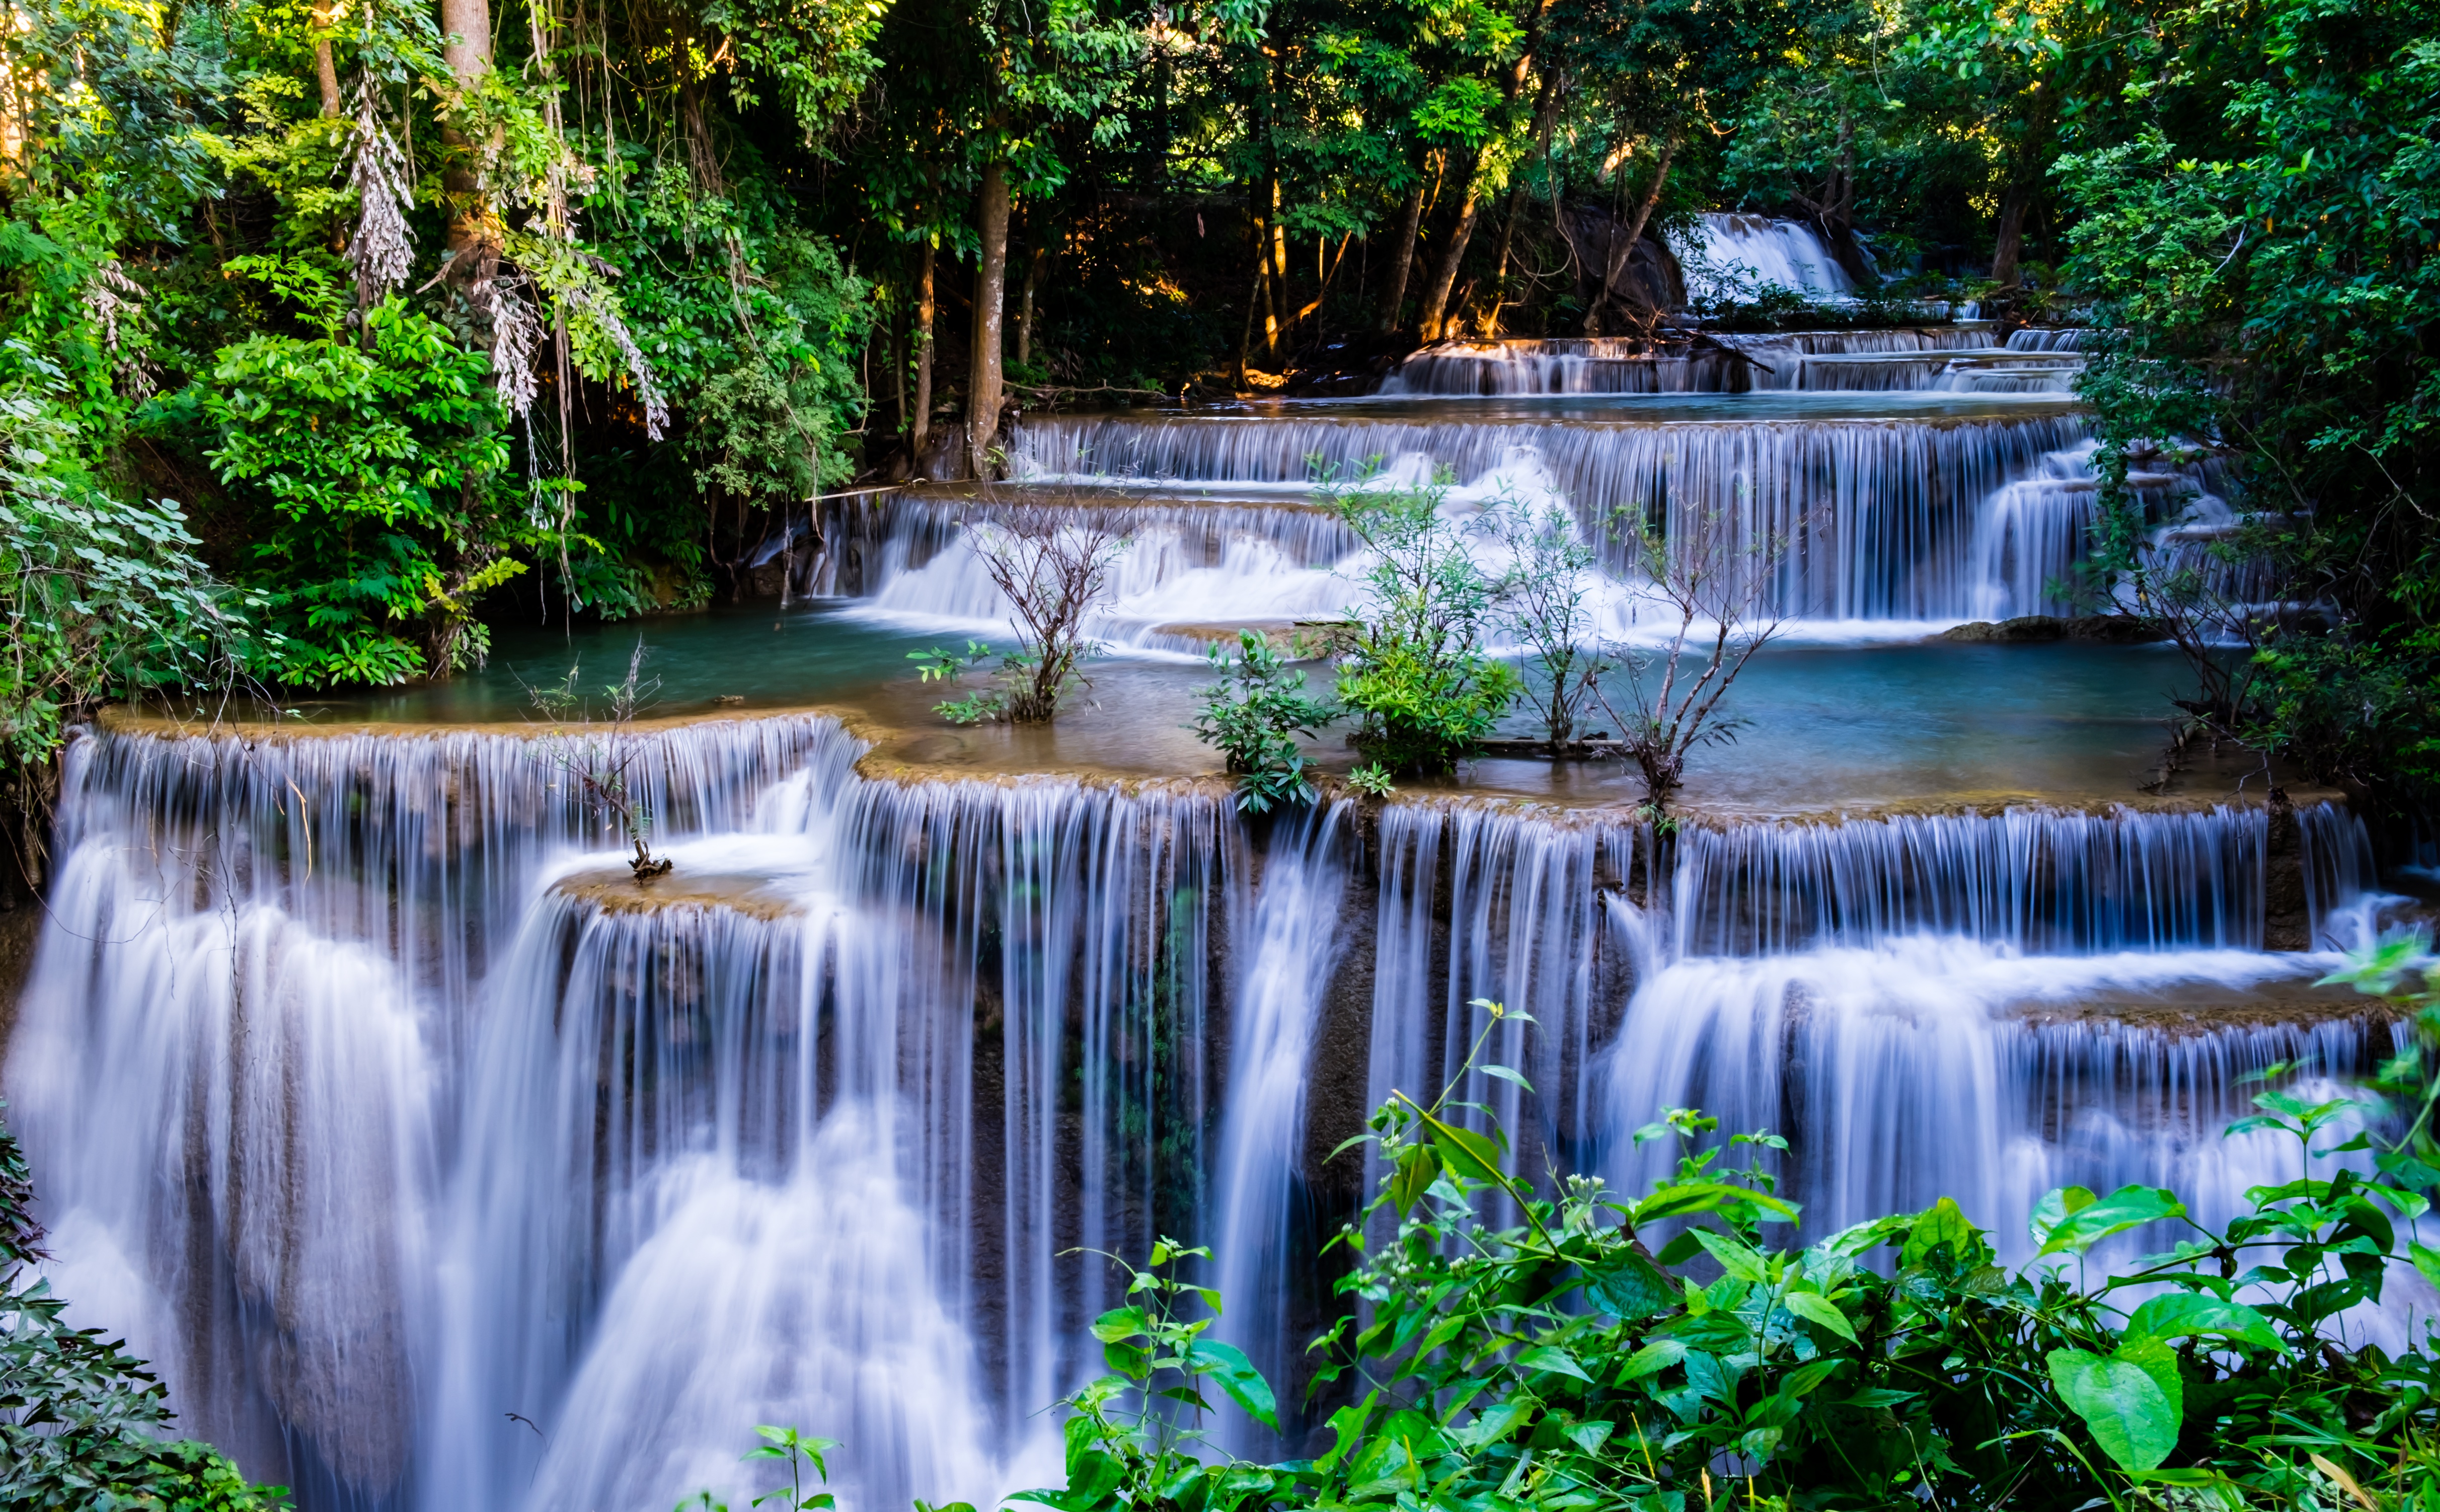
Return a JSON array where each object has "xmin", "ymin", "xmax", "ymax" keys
[{"xmin": 1942, "ymin": 614, "xmax": 2168, "ymax": 644}]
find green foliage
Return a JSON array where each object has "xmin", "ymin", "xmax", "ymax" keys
[
  {"xmin": 1345, "ymin": 762, "xmax": 1397, "ymax": 799},
  {"xmin": 910, "ymin": 639, "xmax": 1031, "ymax": 725},
  {"xmin": 1, "ymin": 1105, "xmax": 288, "ymax": 1511},
  {"xmin": 0, "ymin": 344, "xmax": 257, "ymax": 766},
  {"xmin": 192, "ymin": 286, "xmax": 529, "ymax": 687},
  {"xmin": 1011, "ymin": 1237, "xmax": 1288, "ymax": 1512},
  {"xmin": 977, "ymin": 975, "xmax": 2440, "ymax": 1512},
  {"xmin": 2050, "ymin": 0, "xmax": 2440, "ymax": 802},
  {"xmin": 1324, "ymin": 469, "xmax": 1518, "ymax": 775},
  {"xmin": 1485, "ymin": 497, "xmax": 1606, "ymax": 746},
  {"xmin": 1190, "ymin": 630, "xmax": 1336, "ymax": 814}
]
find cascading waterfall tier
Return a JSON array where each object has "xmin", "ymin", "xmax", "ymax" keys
[
  {"xmin": 1011, "ymin": 409, "xmax": 2092, "ymax": 620},
  {"xmin": 811, "ymin": 489, "xmax": 1360, "ymax": 647},
  {"xmin": 6, "ymin": 713, "xmax": 2395, "ymax": 1510},
  {"xmin": 1379, "ymin": 329, "xmax": 2083, "ymax": 398}
]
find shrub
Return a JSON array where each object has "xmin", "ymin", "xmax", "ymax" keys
[
  {"xmin": 1189, "ymin": 629, "xmax": 1336, "ymax": 813},
  {"xmin": 1324, "ymin": 470, "xmax": 1518, "ymax": 775}
]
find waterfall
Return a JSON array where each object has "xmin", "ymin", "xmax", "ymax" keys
[
  {"xmin": 1669, "ymin": 213, "xmax": 1863, "ymax": 302},
  {"xmin": 1670, "ymin": 804, "xmax": 2297, "ymax": 956},
  {"xmin": 1207, "ymin": 802, "xmax": 1352, "ymax": 1448},
  {"xmin": 1011, "ymin": 410, "xmax": 2092, "ymax": 621},
  {"xmin": 1599, "ymin": 937, "xmax": 2394, "ymax": 1258},
  {"xmin": 8, "ymin": 705, "xmax": 2398, "ymax": 1509},
  {"xmin": 815, "ymin": 491, "xmax": 1358, "ymax": 650},
  {"xmin": 1374, "ymin": 329, "xmax": 2078, "ymax": 398},
  {"xmin": 2008, "ymin": 327, "xmax": 2092, "ymax": 352}
]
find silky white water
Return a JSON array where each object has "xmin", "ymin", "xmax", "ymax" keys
[{"xmin": 6, "ymin": 715, "xmax": 2399, "ymax": 1508}]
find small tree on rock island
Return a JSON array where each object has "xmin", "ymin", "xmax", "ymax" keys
[
  {"xmin": 1485, "ymin": 494, "xmax": 1611, "ymax": 747},
  {"xmin": 912, "ymin": 495, "xmax": 1135, "ymax": 723},
  {"xmin": 1596, "ymin": 506, "xmax": 1787, "ymax": 813},
  {"xmin": 527, "ymin": 642, "xmax": 674, "ymax": 881}
]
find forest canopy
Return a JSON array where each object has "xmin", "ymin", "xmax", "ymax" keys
[{"xmin": 0, "ymin": 0, "xmax": 2432, "ymax": 801}]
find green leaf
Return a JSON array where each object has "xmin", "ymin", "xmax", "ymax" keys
[
  {"xmin": 1422, "ymin": 1112, "xmax": 1505, "ymax": 1184},
  {"xmin": 1634, "ymin": 1181, "xmax": 1799, "ymax": 1225},
  {"xmin": 2035, "ymin": 1185, "xmax": 2185, "ymax": 1257},
  {"xmin": 2029, "ymin": 1185, "xmax": 2098, "ymax": 1247},
  {"xmin": 1782, "ymin": 1292, "xmax": 1858, "ymax": 1343},
  {"xmin": 1690, "ymin": 1227, "xmax": 1769, "ymax": 1284},
  {"xmin": 1587, "ymin": 1252, "xmax": 1677, "ymax": 1320},
  {"xmin": 1781, "ymin": 1358, "xmax": 1844, "ymax": 1398},
  {"xmin": 2408, "ymin": 1241, "xmax": 2440, "ymax": 1293},
  {"xmin": 1189, "ymin": 1340, "xmax": 1279, "ymax": 1431},
  {"xmin": 2123, "ymin": 1293, "xmax": 2282, "ymax": 1352},
  {"xmin": 1900, "ymin": 1197, "xmax": 1982, "ymax": 1269},
  {"xmin": 1392, "ymin": 1145, "xmax": 1438, "ymax": 1218},
  {"xmin": 1514, "ymin": 1344, "xmax": 1593, "ymax": 1382},
  {"xmin": 1617, "ymin": 1338, "xmax": 1687, "ymax": 1382},
  {"xmin": 2047, "ymin": 1338, "xmax": 2184, "ymax": 1472},
  {"xmin": 1090, "ymin": 1306, "xmax": 1148, "ymax": 1343}
]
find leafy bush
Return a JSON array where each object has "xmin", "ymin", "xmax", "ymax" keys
[
  {"xmin": 1325, "ymin": 472, "xmax": 1518, "ymax": 775},
  {"xmin": 1190, "ymin": 630, "xmax": 1336, "ymax": 813},
  {"xmin": 1, "ymin": 1106, "xmax": 288, "ymax": 1511},
  {"xmin": 191, "ymin": 271, "xmax": 535, "ymax": 687},
  {"xmin": 0, "ymin": 343, "xmax": 257, "ymax": 766}
]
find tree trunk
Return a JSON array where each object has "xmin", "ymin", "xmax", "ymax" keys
[
  {"xmin": 1588, "ymin": 130, "xmax": 1674, "ymax": 332},
  {"xmin": 1015, "ymin": 240, "xmax": 1048, "ymax": 367},
  {"xmin": 1481, "ymin": 76, "xmax": 1562, "ymax": 337},
  {"xmin": 1414, "ymin": 156, "xmax": 1486, "ymax": 344},
  {"xmin": 1268, "ymin": 181, "xmax": 1290, "ymax": 350},
  {"xmin": 912, "ymin": 240, "xmax": 936, "ymax": 464},
  {"xmin": 892, "ymin": 302, "xmax": 907, "ymax": 446},
  {"xmin": 1481, "ymin": 180, "xmax": 1530, "ymax": 338},
  {"xmin": 439, "ymin": 0, "xmax": 499, "ymax": 274},
  {"xmin": 311, "ymin": 0, "xmax": 342, "ymax": 116},
  {"xmin": 968, "ymin": 161, "xmax": 1011, "ymax": 477},
  {"xmin": 1991, "ymin": 180, "xmax": 2034, "ymax": 287},
  {"xmin": 1377, "ymin": 178, "xmax": 1424, "ymax": 334}
]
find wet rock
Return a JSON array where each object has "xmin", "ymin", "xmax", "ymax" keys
[{"xmin": 1941, "ymin": 615, "xmax": 2169, "ymax": 644}]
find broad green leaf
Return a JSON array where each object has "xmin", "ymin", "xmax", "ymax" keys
[
  {"xmin": 2030, "ymin": 1185, "xmax": 2098, "ymax": 1247},
  {"xmin": 1423, "ymin": 1113, "xmax": 1505, "ymax": 1184},
  {"xmin": 1515, "ymin": 1344, "xmax": 1593, "ymax": 1382},
  {"xmin": 1782, "ymin": 1291, "xmax": 1858, "ymax": 1343},
  {"xmin": 1635, "ymin": 1181, "xmax": 1799, "ymax": 1225},
  {"xmin": 1090, "ymin": 1306, "xmax": 1148, "ymax": 1342},
  {"xmin": 1391, "ymin": 1145, "xmax": 1438, "ymax": 1218},
  {"xmin": 1189, "ymin": 1339, "xmax": 1279, "ymax": 1430},
  {"xmin": 1781, "ymin": 1357, "xmax": 1843, "ymax": 1397},
  {"xmin": 2047, "ymin": 1338, "xmax": 2183, "ymax": 1472},
  {"xmin": 2409, "ymin": 1241, "xmax": 2440, "ymax": 1293},
  {"xmin": 1900, "ymin": 1197, "xmax": 1982, "ymax": 1269},
  {"xmin": 1316, "ymin": 1392, "xmax": 1378, "ymax": 1472},
  {"xmin": 1690, "ymin": 1227, "xmax": 1769, "ymax": 1283},
  {"xmin": 1587, "ymin": 1252, "xmax": 1676, "ymax": 1320},
  {"xmin": 2123, "ymin": 1293, "xmax": 2282, "ymax": 1352},
  {"xmin": 2036, "ymin": 1185, "xmax": 2186, "ymax": 1257},
  {"xmin": 1617, "ymin": 1338, "xmax": 1687, "ymax": 1382}
]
